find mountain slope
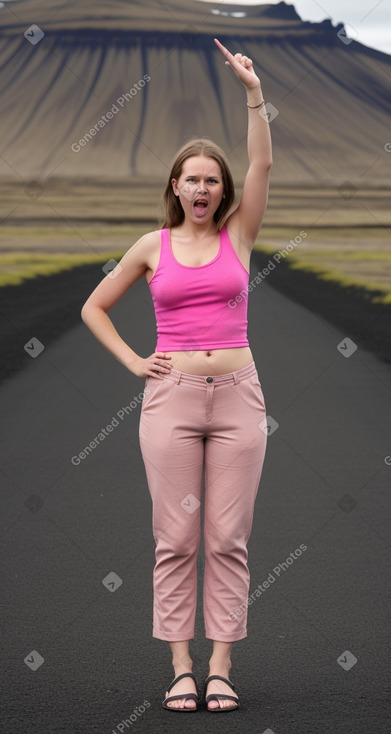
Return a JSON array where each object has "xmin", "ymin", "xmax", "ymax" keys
[{"xmin": 0, "ymin": 0, "xmax": 390, "ymax": 184}]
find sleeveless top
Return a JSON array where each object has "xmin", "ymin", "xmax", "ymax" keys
[{"xmin": 147, "ymin": 225, "xmax": 250, "ymax": 351}]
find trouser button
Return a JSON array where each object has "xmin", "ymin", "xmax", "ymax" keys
[{"xmin": 206, "ymin": 376, "xmax": 213, "ymax": 383}]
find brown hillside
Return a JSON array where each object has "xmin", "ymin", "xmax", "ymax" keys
[{"xmin": 0, "ymin": 0, "xmax": 390, "ymax": 184}]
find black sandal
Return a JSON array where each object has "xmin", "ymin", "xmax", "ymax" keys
[
  {"xmin": 162, "ymin": 672, "xmax": 199, "ymax": 712},
  {"xmin": 204, "ymin": 674, "xmax": 240, "ymax": 712}
]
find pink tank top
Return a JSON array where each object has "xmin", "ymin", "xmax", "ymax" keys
[{"xmin": 148, "ymin": 226, "xmax": 250, "ymax": 351}]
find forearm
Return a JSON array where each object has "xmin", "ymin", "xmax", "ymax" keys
[
  {"xmin": 246, "ymin": 83, "xmax": 273, "ymax": 166},
  {"xmin": 81, "ymin": 305, "xmax": 140, "ymax": 371}
]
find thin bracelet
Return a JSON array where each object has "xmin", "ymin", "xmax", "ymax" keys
[{"xmin": 247, "ymin": 99, "xmax": 266, "ymax": 109}]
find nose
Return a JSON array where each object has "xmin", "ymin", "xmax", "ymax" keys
[{"xmin": 196, "ymin": 182, "xmax": 207, "ymax": 194}]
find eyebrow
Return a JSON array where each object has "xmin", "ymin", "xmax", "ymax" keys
[{"xmin": 185, "ymin": 173, "xmax": 220, "ymax": 177}]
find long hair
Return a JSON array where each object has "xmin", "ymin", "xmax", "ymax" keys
[{"xmin": 159, "ymin": 137, "xmax": 235, "ymax": 231}]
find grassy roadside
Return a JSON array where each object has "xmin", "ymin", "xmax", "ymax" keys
[
  {"xmin": 0, "ymin": 252, "xmax": 124, "ymax": 287},
  {"xmin": 1, "ymin": 247, "xmax": 391, "ymax": 304},
  {"xmin": 253, "ymin": 241, "xmax": 391, "ymax": 305},
  {"xmin": 1, "ymin": 225, "xmax": 390, "ymax": 305}
]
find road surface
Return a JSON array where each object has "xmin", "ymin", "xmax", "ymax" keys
[{"xmin": 1, "ymin": 258, "xmax": 390, "ymax": 733}]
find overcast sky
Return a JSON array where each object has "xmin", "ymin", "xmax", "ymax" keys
[
  {"xmin": 199, "ymin": 0, "xmax": 391, "ymax": 55},
  {"xmin": 0, "ymin": 0, "xmax": 389, "ymax": 55}
]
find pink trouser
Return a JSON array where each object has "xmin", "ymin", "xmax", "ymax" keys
[{"xmin": 138, "ymin": 360, "xmax": 267, "ymax": 642}]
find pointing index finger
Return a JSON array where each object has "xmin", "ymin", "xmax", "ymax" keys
[{"xmin": 214, "ymin": 37, "xmax": 232, "ymax": 60}]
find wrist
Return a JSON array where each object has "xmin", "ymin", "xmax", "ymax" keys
[
  {"xmin": 246, "ymin": 83, "xmax": 265, "ymax": 109},
  {"xmin": 246, "ymin": 81, "xmax": 262, "ymax": 94},
  {"xmin": 246, "ymin": 85, "xmax": 263, "ymax": 105},
  {"xmin": 125, "ymin": 353, "xmax": 140, "ymax": 371}
]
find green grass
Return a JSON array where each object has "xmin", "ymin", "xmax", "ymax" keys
[
  {"xmin": 2, "ymin": 245, "xmax": 391, "ymax": 307},
  {"xmin": 0, "ymin": 252, "xmax": 124, "ymax": 287},
  {"xmin": 257, "ymin": 227, "xmax": 390, "ymax": 241},
  {"xmin": 287, "ymin": 261, "xmax": 391, "ymax": 304},
  {"xmin": 254, "ymin": 244, "xmax": 391, "ymax": 304}
]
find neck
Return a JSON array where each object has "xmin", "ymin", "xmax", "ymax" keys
[{"xmin": 177, "ymin": 218, "xmax": 219, "ymax": 240}]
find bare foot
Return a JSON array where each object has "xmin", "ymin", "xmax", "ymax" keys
[
  {"xmin": 206, "ymin": 673, "xmax": 239, "ymax": 711},
  {"xmin": 164, "ymin": 673, "xmax": 198, "ymax": 710}
]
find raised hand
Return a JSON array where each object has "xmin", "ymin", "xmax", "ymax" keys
[{"xmin": 214, "ymin": 37, "xmax": 260, "ymax": 90}]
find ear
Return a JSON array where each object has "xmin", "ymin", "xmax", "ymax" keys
[{"xmin": 171, "ymin": 178, "xmax": 180, "ymax": 196}]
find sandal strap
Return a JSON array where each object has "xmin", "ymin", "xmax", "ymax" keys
[
  {"xmin": 163, "ymin": 692, "xmax": 199, "ymax": 704},
  {"xmin": 167, "ymin": 672, "xmax": 197, "ymax": 693},
  {"xmin": 205, "ymin": 693, "xmax": 239, "ymax": 704},
  {"xmin": 204, "ymin": 674, "xmax": 235, "ymax": 691}
]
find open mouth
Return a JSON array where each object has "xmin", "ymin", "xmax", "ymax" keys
[{"xmin": 193, "ymin": 198, "xmax": 208, "ymax": 214}]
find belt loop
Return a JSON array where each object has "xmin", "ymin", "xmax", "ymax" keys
[
  {"xmin": 233, "ymin": 372, "xmax": 239, "ymax": 385},
  {"xmin": 176, "ymin": 371, "xmax": 182, "ymax": 385}
]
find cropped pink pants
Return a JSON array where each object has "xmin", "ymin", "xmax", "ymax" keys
[{"xmin": 138, "ymin": 360, "xmax": 267, "ymax": 642}]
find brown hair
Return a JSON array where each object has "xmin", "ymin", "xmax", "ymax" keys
[{"xmin": 159, "ymin": 137, "xmax": 235, "ymax": 231}]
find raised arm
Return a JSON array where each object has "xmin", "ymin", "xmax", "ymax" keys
[{"xmin": 214, "ymin": 37, "xmax": 272, "ymax": 248}]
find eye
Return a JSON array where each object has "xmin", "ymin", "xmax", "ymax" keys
[
  {"xmin": 209, "ymin": 179, "xmax": 218, "ymax": 183},
  {"xmin": 186, "ymin": 177, "xmax": 195, "ymax": 182}
]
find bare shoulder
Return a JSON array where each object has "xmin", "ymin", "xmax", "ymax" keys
[
  {"xmin": 223, "ymin": 214, "xmax": 252, "ymax": 273},
  {"xmin": 102, "ymin": 228, "xmax": 162, "ymax": 290},
  {"xmin": 219, "ymin": 215, "xmax": 251, "ymax": 272},
  {"xmin": 81, "ymin": 229, "xmax": 163, "ymax": 312},
  {"xmin": 121, "ymin": 228, "xmax": 161, "ymax": 269},
  {"xmin": 125, "ymin": 228, "xmax": 160, "ymax": 257},
  {"xmin": 225, "ymin": 211, "xmax": 254, "ymax": 252}
]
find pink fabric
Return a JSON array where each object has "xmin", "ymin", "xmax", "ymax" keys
[
  {"xmin": 139, "ymin": 361, "xmax": 267, "ymax": 641},
  {"xmin": 148, "ymin": 226, "xmax": 250, "ymax": 351}
]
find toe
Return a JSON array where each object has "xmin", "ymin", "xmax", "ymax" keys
[
  {"xmin": 221, "ymin": 698, "xmax": 238, "ymax": 709},
  {"xmin": 208, "ymin": 700, "xmax": 219, "ymax": 709},
  {"xmin": 184, "ymin": 699, "xmax": 196, "ymax": 708},
  {"xmin": 165, "ymin": 689, "xmax": 197, "ymax": 709}
]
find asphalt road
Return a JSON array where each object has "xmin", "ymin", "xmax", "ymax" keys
[{"xmin": 1, "ymin": 258, "xmax": 391, "ymax": 734}]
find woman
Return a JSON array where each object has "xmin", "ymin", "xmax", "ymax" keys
[{"xmin": 81, "ymin": 37, "xmax": 272, "ymax": 713}]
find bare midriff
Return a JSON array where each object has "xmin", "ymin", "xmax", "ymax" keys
[{"xmin": 162, "ymin": 347, "xmax": 254, "ymax": 375}]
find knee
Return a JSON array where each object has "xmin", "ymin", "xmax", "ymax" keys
[
  {"xmin": 207, "ymin": 535, "xmax": 246, "ymax": 557},
  {"xmin": 177, "ymin": 535, "xmax": 200, "ymax": 557},
  {"xmin": 159, "ymin": 534, "xmax": 200, "ymax": 558}
]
